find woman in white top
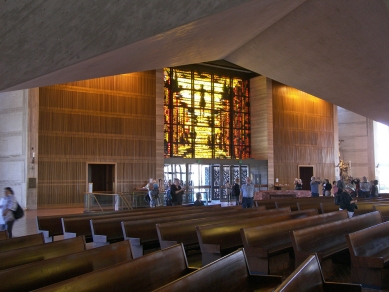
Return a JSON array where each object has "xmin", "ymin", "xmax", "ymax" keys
[{"xmin": 2, "ymin": 187, "xmax": 17, "ymax": 238}]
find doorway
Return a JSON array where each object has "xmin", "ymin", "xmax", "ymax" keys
[
  {"xmin": 298, "ymin": 166, "xmax": 313, "ymax": 191},
  {"xmin": 87, "ymin": 163, "xmax": 116, "ymax": 192}
]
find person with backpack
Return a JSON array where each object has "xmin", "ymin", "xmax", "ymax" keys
[
  {"xmin": 1, "ymin": 187, "xmax": 18, "ymax": 238},
  {"xmin": 231, "ymin": 178, "xmax": 240, "ymax": 206}
]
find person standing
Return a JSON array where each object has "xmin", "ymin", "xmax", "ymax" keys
[
  {"xmin": 170, "ymin": 178, "xmax": 184, "ymax": 205},
  {"xmin": 360, "ymin": 176, "xmax": 370, "ymax": 198},
  {"xmin": 339, "ymin": 185, "xmax": 357, "ymax": 218},
  {"xmin": 295, "ymin": 179, "xmax": 303, "ymax": 190},
  {"xmin": 231, "ymin": 178, "xmax": 240, "ymax": 206},
  {"xmin": 337, "ymin": 179, "xmax": 345, "ymax": 195},
  {"xmin": 145, "ymin": 178, "xmax": 158, "ymax": 208},
  {"xmin": 240, "ymin": 177, "xmax": 255, "ymax": 208},
  {"xmin": 332, "ymin": 181, "xmax": 338, "ymax": 196},
  {"xmin": 310, "ymin": 176, "xmax": 320, "ymax": 197},
  {"xmin": 324, "ymin": 179, "xmax": 332, "ymax": 196},
  {"xmin": 2, "ymin": 187, "xmax": 17, "ymax": 238},
  {"xmin": 370, "ymin": 180, "xmax": 379, "ymax": 198}
]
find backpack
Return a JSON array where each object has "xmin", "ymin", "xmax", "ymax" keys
[{"xmin": 13, "ymin": 203, "xmax": 24, "ymax": 219}]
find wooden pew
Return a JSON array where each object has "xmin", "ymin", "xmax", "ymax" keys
[
  {"xmin": 320, "ymin": 201, "xmax": 343, "ymax": 213},
  {"xmin": 154, "ymin": 249, "xmax": 282, "ymax": 292},
  {"xmin": 122, "ymin": 206, "xmax": 265, "ymax": 258},
  {"xmin": 37, "ymin": 204, "xmax": 200, "ymax": 242},
  {"xmin": 345, "ymin": 221, "xmax": 389, "ymax": 289},
  {"xmin": 255, "ymin": 200, "xmax": 277, "ymax": 209},
  {"xmin": 290, "ymin": 211, "xmax": 383, "ymax": 266},
  {"xmin": 89, "ymin": 205, "xmax": 238, "ymax": 245},
  {"xmin": 62, "ymin": 204, "xmax": 225, "ymax": 243},
  {"xmin": 0, "ymin": 236, "xmax": 86, "ymax": 270},
  {"xmin": 34, "ymin": 244, "xmax": 197, "ymax": 292},
  {"xmin": 37, "ymin": 210, "xmax": 131, "ymax": 242},
  {"xmin": 241, "ymin": 210, "xmax": 349, "ymax": 274},
  {"xmin": 275, "ymin": 200, "xmax": 299, "ymax": 211},
  {"xmin": 273, "ymin": 254, "xmax": 361, "ymax": 292},
  {"xmin": 320, "ymin": 199, "xmax": 389, "ymax": 215},
  {"xmin": 0, "ymin": 233, "xmax": 44, "ymax": 253},
  {"xmin": 196, "ymin": 209, "xmax": 318, "ymax": 266},
  {"xmin": 276, "ymin": 197, "xmax": 334, "ymax": 212},
  {"xmin": 0, "ymin": 241, "xmax": 132, "ymax": 291},
  {"xmin": 297, "ymin": 198, "xmax": 334, "ymax": 214},
  {"xmin": 156, "ymin": 207, "xmax": 291, "ymax": 252},
  {"xmin": 0, "ymin": 231, "xmax": 8, "ymax": 240},
  {"xmin": 373, "ymin": 204, "xmax": 389, "ymax": 221}
]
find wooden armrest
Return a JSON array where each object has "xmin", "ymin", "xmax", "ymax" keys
[{"xmin": 323, "ymin": 282, "xmax": 362, "ymax": 292}]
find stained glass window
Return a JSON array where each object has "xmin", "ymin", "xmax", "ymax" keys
[{"xmin": 164, "ymin": 67, "xmax": 251, "ymax": 159}]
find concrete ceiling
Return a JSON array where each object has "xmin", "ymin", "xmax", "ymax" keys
[{"xmin": 1, "ymin": 0, "xmax": 388, "ymax": 125}]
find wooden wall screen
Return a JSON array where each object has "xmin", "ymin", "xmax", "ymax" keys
[
  {"xmin": 38, "ymin": 71, "xmax": 156, "ymax": 207},
  {"xmin": 272, "ymin": 81, "xmax": 335, "ymax": 187}
]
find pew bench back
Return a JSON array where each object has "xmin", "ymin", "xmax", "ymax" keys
[
  {"xmin": 0, "ymin": 236, "xmax": 86, "ymax": 270},
  {"xmin": 0, "ymin": 240, "xmax": 132, "ymax": 291},
  {"xmin": 34, "ymin": 244, "xmax": 196, "ymax": 292},
  {"xmin": 0, "ymin": 233, "xmax": 44, "ymax": 253}
]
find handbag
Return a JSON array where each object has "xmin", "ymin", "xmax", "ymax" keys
[{"xmin": 12, "ymin": 203, "xmax": 24, "ymax": 219}]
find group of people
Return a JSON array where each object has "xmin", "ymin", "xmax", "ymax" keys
[
  {"xmin": 162, "ymin": 176, "xmax": 256, "ymax": 209},
  {"xmin": 0, "ymin": 187, "xmax": 19, "ymax": 238},
  {"xmin": 308, "ymin": 175, "xmax": 380, "ymax": 218},
  {"xmin": 309, "ymin": 176, "xmax": 379, "ymax": 198}
]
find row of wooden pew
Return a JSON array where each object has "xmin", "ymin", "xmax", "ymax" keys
[{"xmin": 0, "ymin": 199, "xmax": 382, "ymax": 291}]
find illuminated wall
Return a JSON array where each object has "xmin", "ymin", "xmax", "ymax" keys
[{"xmin": 164, "ymin": 67, "xmax": 251, "ymax": 159}]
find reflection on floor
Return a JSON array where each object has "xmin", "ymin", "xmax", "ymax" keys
[{"xmin": 11, "ymin": 206, "xmax": 388, "ymax": 292}]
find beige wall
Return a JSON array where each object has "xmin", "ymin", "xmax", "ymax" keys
[
  {"xmin": 0, "ymin": 90, "xmax": 29, "ymax": 208},
  {"xmin": 250, "ymin": 76, "xmax": 274, "ymax": 187},
  {"xmin": 38, "ymin": 71, "xmax": 157, "ymax": 207},
  {"xmin": 337, "ymin": 106, "xmax": 375, "ymax": 180},
  {"xmin": 272, "ymin": 81, "xmax": 335, "ymax": 187}
]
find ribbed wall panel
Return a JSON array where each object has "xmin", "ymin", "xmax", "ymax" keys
[
  {"xmin": 272, "ymin": 81, "xmax": 335, "ymax": 186},
  {"xmin": 38, "ymin": 71, "xmax": 156, "ymax": 207}
]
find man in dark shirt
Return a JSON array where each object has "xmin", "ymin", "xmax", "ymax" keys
[{"xmin": 170, "ymin": 178, "xmax": 184, "ymax": 205}]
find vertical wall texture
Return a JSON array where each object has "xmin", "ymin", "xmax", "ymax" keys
[
  {"xmin": 27, "ymin": 88, "xmax": 39, "ymax": 209},
  {"xmin": 250, "ymin": 76, "xmax": 273, "ymax": 187},
  {"xmin": 0, "ymin": 90, "xmax": 28, "ymax": 207},
  {"xmin": 38, "ymin": 71, "xmax": 157, "ymax": 207},
  {"xmin": 337, "ymin": 107, "xmax": 375, "ymax": 180},
  {"xmin": 272, "ymin": 81, "xmax": 335, "ymax": 186},
  {"xmin": 155, "ymin": 69, "xmax": 165, "ymax": 184}
]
